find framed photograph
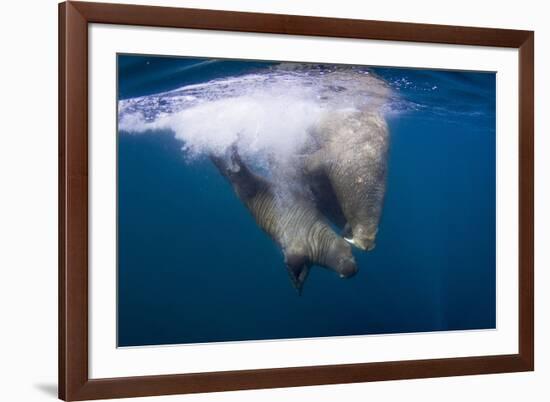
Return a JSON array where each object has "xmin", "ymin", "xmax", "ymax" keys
[{"xmin": 59, "ymin": 1, "xmax": 534, "ymax": 400}]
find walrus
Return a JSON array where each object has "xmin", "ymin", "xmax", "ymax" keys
[
  {"xmin": 304, "ymin": 110, "xmax": 389, "ymax": 251},
  {"xmin": 211, "ymin": 147, "xmax": 357, "ymax": 293}
]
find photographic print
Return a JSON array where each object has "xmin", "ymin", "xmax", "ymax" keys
[{"xmin": 117, "ymin": 55, "xmax": 496, "ymax": 347}]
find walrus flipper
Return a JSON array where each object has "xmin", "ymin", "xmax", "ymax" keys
[
  {"xmin": 284, "ymin": 250, "xmax": 310, "ymax": 295},
  {"xmin": 308, "ymin": 171, "xmax": 348, "ymax": 230}
]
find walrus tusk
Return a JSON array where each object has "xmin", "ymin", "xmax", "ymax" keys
[{"xmin": 344, "ymin": 237, "xmax": 356, "ymax": 246}]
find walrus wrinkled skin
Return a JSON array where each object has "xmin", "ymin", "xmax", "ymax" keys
[
  {"xmin": 211, "ymin": 148, "xmax": 357, "ymax": 293},
  {"xmin": 305, "ymin": 110, "xmax": 389, "ymax": 251}
]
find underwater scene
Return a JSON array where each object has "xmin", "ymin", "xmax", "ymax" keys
[{"xmin": 117, "ymin": 55, "xmax": 496, "ymax": 347}]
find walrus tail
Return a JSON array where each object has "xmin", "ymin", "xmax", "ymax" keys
[{"xmin": 209, "ymin": 145, "xmax": 242, "ymax": 178}]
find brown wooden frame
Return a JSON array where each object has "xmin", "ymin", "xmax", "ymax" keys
[{"xmin": 59, "ymin": 1, "xmax": 534, "ymax": 400}]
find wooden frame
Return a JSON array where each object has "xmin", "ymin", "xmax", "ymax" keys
[{"xmin": 59, "ymin": 1, "xmax": 534, "ymax": 400}]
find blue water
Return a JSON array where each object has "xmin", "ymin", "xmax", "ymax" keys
[{"xmin": 117, "ymin": 55, "xmax": 496, "ymax": 347}]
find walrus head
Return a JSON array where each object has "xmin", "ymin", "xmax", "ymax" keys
[
  {"xmin": 324, "ymin": 240, "xmax": 358, "ymax": 279},
  {"xmin": 344, "ymin": 224, "xmax": 378, "ymax": 251}
]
